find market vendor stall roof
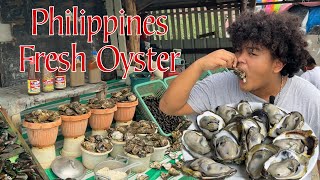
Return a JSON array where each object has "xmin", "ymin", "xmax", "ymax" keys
[{"xmin": 136, "ymin": 0, "xmax": 241, "ymax": 11}]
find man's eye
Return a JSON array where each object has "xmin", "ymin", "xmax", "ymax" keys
[{"xmin": 248, "ymin": 48, "xmax": 257, "ymax": 56}]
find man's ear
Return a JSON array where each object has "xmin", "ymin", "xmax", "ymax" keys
[{"xmin": 273, "ymin": 59, "xmax": 285, "ymax": 73}]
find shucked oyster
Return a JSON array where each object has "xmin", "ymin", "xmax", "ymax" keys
[
  {"xmin": 263, "ymin": 103, "xmax": 287, "ymax": 127},
  {"xmin": 273, "ymin": 130, "xmax": 318, "ymax": 158},
  {"xmin": 237, "ymin": 100, "xmax": 253, "ymax": 117},
  {"xmin": 233, "ymin": 68, "xmax": 246, "ymax": 83},
  {"xmin": 210, "ymin": 130, "xmax": 244, "ymax": 164},
  {"xmin": 196, "ymin": 111, "xmax": 225, "ymax": 140},
  {"xmin": 181, "ymin": 130, "xmax": 211, "ymax": 158},
  {"xmin": 245, "ymin": 144, "xmax": 279, "ymax": 179},
  {"xmin": 183, "ymin": 157, "xmax": 237, "ymax": 179},
  {"xmin": 269, "ymin": 112, "xmax": 304, "ymax": 138},
  {"xmin": 215, "ymin": 105, "xmax": 239, "ymax": 124},
  {"xmin": 263, "ymin": 149, "xmax": 308, "ymax": 179},
  {"xmin": 241, "ymin": 117, "xmax": 267, "ymax": 152}
]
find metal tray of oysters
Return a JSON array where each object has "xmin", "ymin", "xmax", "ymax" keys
[{"xmin": 181, "ymin": 101, "xmax": 319, "ymax": 180}]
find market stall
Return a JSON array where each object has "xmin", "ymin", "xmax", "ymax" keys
[{"xmin": 1, "ymin": 79, "xmax": 317, "ymax": 180}]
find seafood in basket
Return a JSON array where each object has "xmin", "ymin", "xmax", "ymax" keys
[{"xmin": 181, "ymin": 100, "xmax": 319, "ymax": 179}]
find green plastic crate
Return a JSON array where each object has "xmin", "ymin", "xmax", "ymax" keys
[{"xmin": 133, "ymin": 80, "xmax": 185, "ymax": 136}]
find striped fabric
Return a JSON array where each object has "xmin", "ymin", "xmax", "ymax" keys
[{"xmin": 20, "ymin": 79, "xmax": 195, "ymax": 180}]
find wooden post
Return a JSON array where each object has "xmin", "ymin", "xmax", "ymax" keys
[{"xmin": 124, "ymin": 0, "xmax": 140, "ymax": 67}]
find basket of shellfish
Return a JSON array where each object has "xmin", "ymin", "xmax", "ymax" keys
[
  {"xmin": 87, "ymin": 97, "xmax": 117, "ymax": 131},
  {"xmin": 80, "ymin": 135, "xmax": 113, "ymax": 170},
  {"xmin": 181, "ymin": 100, "xmax": 319, "ymax": 180},
  {"xmin": 111, "ymin": 88, "xmax": 138, "ymax": 122},
  {"xmin": 133, "ymin": 80, "xmax": 186, "ymax": 137},
  {"xmin": 58, "ymin": 102, "xmax": 91, "ymax": 138},
  {"xmin": 23, "ymin": 109, "xmax": 61, "ymax": 147}
]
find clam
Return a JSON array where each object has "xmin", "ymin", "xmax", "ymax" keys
[
  {"xmin": 263, "ymin": 103, "xmax": 287, "ymax": 127},
  {"xmin": 181, "ymin": 130, "xmax": 212, "ymax": 158},
  {"xmin": 215, "ymin": 105, "xmax": 239, "ymax": 124},
  {"xmin": 196, "ymin": 111, "xmax": 225, "ymax": 139},
  {"xmin": 273, "ymin": 130, "xmax": 318, "ymax": 158},
  {"xmin": 184, "ymin": 157, "xmax": 237, "ymax": 179},
  {"xmin": 263, "ymin": 149, "xmax": 308, "ymax": 179},
  {"xmin": 269, "ymin": 112, "xmax": 304, "ymax": 138},
  {"xmin": 237, "ymin": 100, "xmax": 253, "ymax": 117},
  {"xmin": 210, "ymin": 130, "xmax": 244, "ymax": 164},
  {"xmin": 245, "ymin": 144, "xmax": 279, "ymax": 179}
]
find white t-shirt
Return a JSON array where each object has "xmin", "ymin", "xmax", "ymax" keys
[
  {"xmin": 187, "ymin": 71, "xmax": 320, "ymax": 159},
  {"xmin": 301, "ymin": 66, "xmax": 320, "ymax": 90}
]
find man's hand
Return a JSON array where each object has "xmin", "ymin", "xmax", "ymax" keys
[{"xmin": 198, "ymin": 49, "xmax": 237, "ymax": 71}]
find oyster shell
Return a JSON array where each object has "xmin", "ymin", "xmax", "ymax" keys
[
  {"xmin": 210, "ymin": 130, "xmax": 244, "ymax": 164},
  {"xmin": 196, "ymin": 111, "xmax": 225, "ymax": 139},
  {"xmin": 263, "ymin": 103, "xmax": 286, "ymax": 127},
  {"xmin": 185, "ymin": 157, "xmax": 237, "ymax": 179},
  {"xmin": 223, "ymin": 121, "xmax": 242, "ymax": 141},
  {"xmin": 263, "ymin": 149, "xmax": 308, "ymax": 179},
  {"xmin": 245, "ymin": 144, "xmax": 279, "ymax": 179},
  {"xmin": 237, "ymin": 100, "xmax": 253, "ymax": 117},
  {"xmin": 181, "ymin": 130, "xmax": 211, "ymax": 158},
  {"xmin": 241, "ymin": 118, "xmax": 267, "ymax": 152},
  {"xmin": 269, "ymin": 112, "xmax": 304, "ymax": 138},
  {"xmin": 273, "ymin": 130, "xmax": 318, "ymax": 158},
  {"xmin": 215, "ymin": 105, "xmax": 239, "ymax": 124}
]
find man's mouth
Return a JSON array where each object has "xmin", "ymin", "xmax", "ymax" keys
[{"xmin": 233, "ymin": 68, "xmax": 247, "ymax": 83}]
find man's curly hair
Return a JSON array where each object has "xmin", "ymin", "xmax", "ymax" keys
[{"xmin": 227, "ymin": 11, "xmax": 308, "ymax": 78}]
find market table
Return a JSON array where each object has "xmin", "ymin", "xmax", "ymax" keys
[{"xmin": 0, "ymin": 81, "xmax": 107, "ymax": 130}]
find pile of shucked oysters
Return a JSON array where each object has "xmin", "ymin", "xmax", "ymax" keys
[
  {"xmin": 81, "ymin": 135, "xmax": 113, "ymax": 153},
  {"xmin": 58, "ymin": 102, "xmax": 90, "ymax": 116},
  {"xmin": 87, "ymin": 97, "xmax": 116, "ymax": 109},
  {"xmin": 111, "ymin": 88, "xmax": 137, "ymax": 103},
  {"xmin": 181, "ymin": 100, "xmax": 318, "ymax": 179},
  {"xmin": 25, "ymin": 109, "xmax": 60, "ymax": 123}
]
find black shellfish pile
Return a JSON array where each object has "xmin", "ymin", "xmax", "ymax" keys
[
  {"xmin": 0, "ymin": 118, "xmax": 43, "ymax": 179},
  {"xmin": 142, "ymin": 95, "xmax": 184, "ymax": 134}
]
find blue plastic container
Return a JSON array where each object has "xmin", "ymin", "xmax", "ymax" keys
[{"xmin": 129, "ymin": 72, "xmax": 151, "ymax": 91}]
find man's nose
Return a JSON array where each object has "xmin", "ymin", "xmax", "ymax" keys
[{"xmin": 237, "ymin": 52, "xmax": 246, "ymax": 64}]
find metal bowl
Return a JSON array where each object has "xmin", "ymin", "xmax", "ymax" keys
[
  {"xmin": 93, "ymin": 160, "xmax": 130, "ymax": 180},
  {"xmin": 51, "ymin": 156, "xmax": 86, "ymax": 180}
]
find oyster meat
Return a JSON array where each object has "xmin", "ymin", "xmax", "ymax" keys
[
  {"xmin": 210, "ymin": 130, "xmax": 244, "ymax": 163},
  {"xmin": 181, "ymin": 130, "xmax": 211, "ymax": 158},
  {"xmin": 263, "ymin": 103, "xmax": 286, "ymax": 127},
  {"xmin": 233, "ymin": 68, "xmax": 247, "ymax": 83},
  {"xmin": 273, "ymin": 130, "xmax": 318, "ymax": 158},
  {"xmin": 215, "ymin": 105, "xmax": 239, "ymax": 124},
  {"xmin": 241, "ymin": 118, "xmax": 267, "ymax": 151},
  {"xmin": 184, "ymin": 157, "xmax": 237, "ymax": 179},
  {"xmin": 196, "ymin": 111, "xmax": 225, "ymax": 139},
  {"xmin": 269, "ymin": 112, "xmax": 304, "ymax": 138},
  {"xmin": 245, "ymin": 144, "xmax": 279, "ymax": 179},
  {"xmin": 237, "ymin": 100, "xmax": 253, "ymax": 117},
  {"xmin": 263, "ymin": 149, "xmax": 308, "ymax": 179}
]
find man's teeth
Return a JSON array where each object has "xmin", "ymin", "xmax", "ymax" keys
[{"xmin": 243, "ymin": 78, "xmax": 247, "ymax": 83}]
